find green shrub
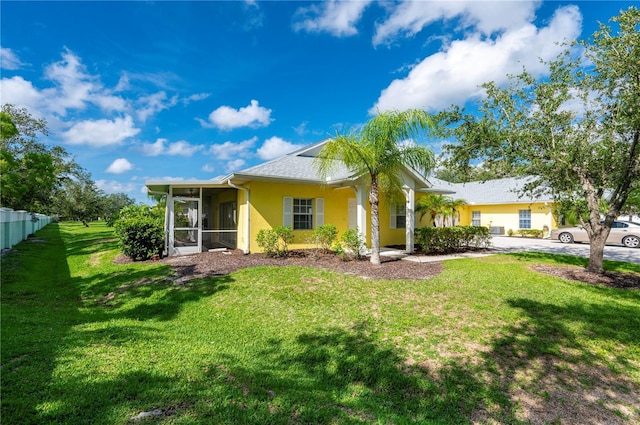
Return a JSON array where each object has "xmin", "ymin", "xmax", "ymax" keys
[
  {"xmin": 256, "ymin": 226, "xmax": 294, "ymax": 257},
  {"xmin": 336, "ymin": 227, "xmax": 366, "ymax": 260},
  {"xmin": 308, "ymin": 224, "xmax": 338, "ymax": 256},
  {"xmin": 517, "ymin": 229, "xmax": 543, "ymax": 238},
  {"xmin": 415, "ymin": 226, "xmax": 491, "ymax": 253},
  {"xmin": 507, "ymin": 229, "xmax": 514, "ymax": 237},
  {"xmin": 113, "ymin": 205, "xmax": 164, "ymax": 261}
]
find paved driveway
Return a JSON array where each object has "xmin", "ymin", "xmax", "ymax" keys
[{"xmin": 491, "ymin": 236, "xmax": 640, "ymax": 264}]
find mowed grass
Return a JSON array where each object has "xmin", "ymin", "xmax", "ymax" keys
[{"xmin": 2, "ymin": 222, "xmax": 639, "ymax": 424}]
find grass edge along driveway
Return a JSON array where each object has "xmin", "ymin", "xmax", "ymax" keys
[{"xmin": 1, "ymin": 222, "xmax": 639, "ymax": 424}]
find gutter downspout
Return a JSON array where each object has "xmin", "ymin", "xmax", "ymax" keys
[
  {"xmin": 147, "ymin": 190, "xmax": 170, "ymax": 257},
  {"xmin": 227, "ymin": 180, "xmax": 250, "ymax": 254}
]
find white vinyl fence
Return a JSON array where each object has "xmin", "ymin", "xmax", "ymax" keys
[{"xmin": 1, "ymin": 208, "xmax": 53, "ymax": 251}]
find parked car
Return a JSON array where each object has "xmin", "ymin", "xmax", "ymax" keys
[{"xmin": 550, "ymin": 221, "xmax": 640, "ymax": 248}]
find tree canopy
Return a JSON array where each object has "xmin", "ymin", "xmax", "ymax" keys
[
  {"xmin": 1, "ymin": 104, "xmax": 136, "ymax": 221},
  {"xmin": 316, "ymin": 109, "xmax": 435, "ymax": 264},
  {"xmin": 436, "ymin": 7, "xmax": 640, "ymax": 273}
]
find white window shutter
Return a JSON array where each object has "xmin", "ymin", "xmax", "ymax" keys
[
  {"xmin": 315, "ymin": 198, "xmax": 324, "ymax": 227},
  {"xmin": 390, "ymin": 204, "xmax": 397, "ymax": 229},
  {"xmin": 283, "ymin": 197, "xmax": 293, "ymax": 227}
]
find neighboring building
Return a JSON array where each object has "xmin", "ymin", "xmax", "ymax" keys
[
  {"xmin": 430, "ymin": 176, "xmax": 557, "ymax": 236},
  {"xmin": 146, "ymin": 140, "xmax": 454, "ymax": 256}
]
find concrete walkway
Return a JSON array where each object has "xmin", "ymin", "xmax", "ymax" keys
[{"xmin": 380, "ymin": 236, "xmax": 640, "ymax": 264}]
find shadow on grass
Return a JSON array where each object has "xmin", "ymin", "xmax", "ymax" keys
[
  {"xmin": 195, "ymin": 323, "xmax": 515, "ymax": 424},
  {"xmin": 481, "ymin": 297, "xmax": 640, "ymax": 424},
  {"xmin": 1, "ymin": 222, "xmax": 233, "ymax": 425},
  {"xmin": 506, "ymin": 251, "xmax": 640, "ymax": 273},
  {"xmin": 4, "ymin": 223, "xmax": 639, "ymax": 424}
]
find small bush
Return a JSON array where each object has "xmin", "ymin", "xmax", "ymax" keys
[
  {"xmin": 507, "ymin": 229, "xmax": 514, "ymax": 237},
  {"xmin": 256, "ymin": 226, "xmax": 294, "ymax": 257},
  {"xmin": 517, "ymin": 229, "xmax": 543, "ymax": 238},
  {"xmin": 113, "ymin": 205, "xmax": 164, "ymax": 261},
  {"xmin": 337, "ymin": 227, "xmax": 366, "ymax": 260},
  {"xmin": 415, "ymin": 226, "xmax": 491, "ymax": 253},
  {"xmin": 307, "ymin": 224, "xmax": 338, "ymax": 256}
]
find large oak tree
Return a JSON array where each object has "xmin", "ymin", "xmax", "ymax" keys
[{"xmin": 437, "ymin": 8, "xmax": 640, "ymax": 273}]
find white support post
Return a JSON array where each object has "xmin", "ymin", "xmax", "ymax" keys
[
  {"xmin": 403, "ymin": 185, "xmax": 415, "ymax": 254},
  {"xmin": 355, "ymin": 185, "xmax": 368, "ymax": 246},
  {"xmin": 167, "ymin": 191, "xmax": 175, "ymax": 256}
]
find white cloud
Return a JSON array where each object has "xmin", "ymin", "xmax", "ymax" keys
[
  {"xmin": 202, "ymin": 163, "xmax": 215, "ymax": 173},
  {"xmin": 141, "ymin": 138, "xmax": 167, "ymax": 156},
  {"xmin": 0, "ymin": 76, "xmax": 45, "ymax": 111},
  {"xmin": 182, "ymin": 92, "xmax": 210, "ymax": 105},
  {"xmin": 1, "ymin": 47, "xmax": 27, "ymax": 70},
  {"xmin": 242, "ymin": 0, "xmax": 264, "ymax": 30},
  {"xmin": 200, "ymin": 100, "xmax": 273, "ymax": 130},
  {"xmin": 224, "ymin": 158, "xmax": 246, "ymax": 172},
  {"xmin": 106, "ymin": 158, "xmax": 134, "ymax": 174},
  {"xmin": 62, "ymin": 115, "xmax": 140, "ymax": 147},
  {"xmin": 371, "ymin": 5, "xmax": 582, "ymax": 113},
  {"xmin": 293, "ymin": 121, "xmax": 309, "ymax": 136},
  {"xmin": 137, "ymin": 91, "xmax": 178, "ymax": 122},
  {"xmin": 141, "ymin": 138, "xmax": 203, "ymax": 157},
  {"xmin": 293, "ymin": 0, "xmax": 372, "ymax": 36},
  {"xmin": 1, "ymin": 48, "xmax": 127, "ymax": 117},
  {"xmin": 95, "ymin": 179, "xmax": 137, "ymax": 194},
  {"xmin": 166, "ymin": 140, "xmax": 203, "ymax": 156},
  {"xmin": 373, "ymin": 1, "xmax": 539, "ymax": 46},
  {"xmin": 257, "ymin": 136, "xmax": 298, "ymax": 160},
  {"xmin": 209, "ymin": 136, "xmax": 257, "ymax": 160}
]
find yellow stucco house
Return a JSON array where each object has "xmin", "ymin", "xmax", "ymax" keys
[
  {"xmin": 145, "ymin": 140, "xmax": 454, "ymax": 256},
  {"xmin": 145, "ymin": 140, "xmax": 556, "ymax": 256},
  {"xmin": 429, "ymin": 176, "xmax": 557, "ymax": 236}
]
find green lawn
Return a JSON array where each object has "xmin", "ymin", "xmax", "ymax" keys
[{"xmin": 2, "ymin": 222, "xmax": 639, "ymax": 424}]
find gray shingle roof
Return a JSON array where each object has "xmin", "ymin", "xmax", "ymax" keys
[
  {"xmin": 237, "ymin": 154, "xmax": 353, "ymax": 182},
  {"xmin": 446, "ymin": 176, "xmax": 553, "ymax": 205}
]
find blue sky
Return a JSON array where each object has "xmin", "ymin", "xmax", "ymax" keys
[{"xmin": 1, "ymin": 1, "xmax": 634, "ymax": 203}]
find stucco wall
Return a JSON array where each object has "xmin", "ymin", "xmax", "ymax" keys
[
  {"xmin": 246, "ymin": 181, "xmax": 354, "ymax": 252},
  {"xmin": 244, "ymin": 181, "xmax": 419, "ymax": 252},
  {"xmin": 458, "ymin": 202, "xmax": 556, "ymax": 234}
]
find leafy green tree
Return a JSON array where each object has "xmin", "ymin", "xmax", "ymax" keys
[
  {"xmin": 51, "ymin": 173, "xmax": 105, "ymax": 224},
  {"xmin": 316, "ymin": 109, "xmax": 435, "ymax": 264},
  {"xmin": 437, "ymin": 8, "xmax": 640, "ymax": 273},
  {"xmin": 1, "ymin": 104, "xmax": 83, "ymax": 213},
  {"xmin": 101, "ymin": 193, "xmax": 136, "ymax": 226},
  {"xmin": 433, "ymin": 160, "xmax": 514, "ymax": 183},
  {"xmin": 0, "ymin": 112, "xmax": 18, "ymax": 139}
]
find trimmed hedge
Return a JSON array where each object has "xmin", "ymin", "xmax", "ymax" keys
[
  {"xmin": 516, "ymin": 229, "xmax": 544, "ymax": 238},
  {"xmin": 415, "ymin": 226, "xmax": 491, "ymax": 253}
]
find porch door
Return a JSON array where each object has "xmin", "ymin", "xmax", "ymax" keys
[
  {"xmin": 219, "ymin": 201, "xmax": 237, "ymax": 247},
  {"xmin": 173, "ymin": 197, "xmax": 200, "ymax": 254}
]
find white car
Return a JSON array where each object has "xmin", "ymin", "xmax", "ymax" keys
[{"xmin": 550, "ymin": 221, "xmax": 640, "ymax": 248}]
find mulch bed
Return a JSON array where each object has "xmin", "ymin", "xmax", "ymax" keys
[
  {"xmin": 115, "ymin": 249, "xmax": 640, "ymax": 288},
  {"xmin": 531, "ymin": 265, "xmax": 640, "ymax": 289},
  {"xmin": 157, "ymin": 249, "xmax": 443, "ymax": 281}
]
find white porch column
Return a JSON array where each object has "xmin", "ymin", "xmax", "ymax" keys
[
  {"xmin": 167, "ymin": 190, "xmax": 175, "ymax": 256},
  {"xmin": 403, "ymin": 185, "xmax": 415, "ymax": 253},
  {"xmin": 353, "ymin": 185, "xmax": 368, "ymax": 245}
]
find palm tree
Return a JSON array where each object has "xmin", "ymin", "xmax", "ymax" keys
[
  {"xmin": 416, "ymin": 194, "xmax": 467, "ymax": 227},
  {"xmin": 416, "ymin": 193, "xmax": 448, "ymax": 227},
  {"xmin": 315, "ymin": 109, "xmax": 435, "ymax": 264},
  {"xmin": 443, "ymin": 198, "xmax": 467, "ymax": 226}
]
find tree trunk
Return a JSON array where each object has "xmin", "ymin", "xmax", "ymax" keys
[
  {"xmin": 369, "ymin": 177, "xmax": 381, "ymax": 265},
  {"xmin": 586, "ymin": 234, "xmax": 606, "ymax": 273}
]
